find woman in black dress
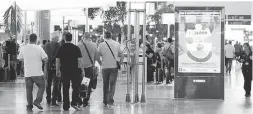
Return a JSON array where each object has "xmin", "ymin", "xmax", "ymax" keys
[{"xmin": 240, "ymin": 43, "xmax": 252, "ymax": 97}]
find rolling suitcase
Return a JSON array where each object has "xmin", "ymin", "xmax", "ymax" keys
[
  {"xmin": 79, "ymin": 84, "xmax": 88, "ymax": 99},
  {"xmin": 156, "ymin": 68, "xmax": 164, "ymax": 84},
  {"xmin": 0, "ymin": 68, "xmax": 3, "ymax": 82},
  {"xmin": 3, "ymin": 67, "xmax": 10, "ymax": 82}
]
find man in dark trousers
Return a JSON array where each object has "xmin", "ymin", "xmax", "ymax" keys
[
  {"xmin": 57, "ymin": 32, "xmax": 67, "ymax": 103},
  {"xmin": 44, "ymin": 32, "xmax": 61, "ymax": 106},
  {"xmin": 98, "ymin": 31, "xmax": 123, "ymax": 109},
  {"xmin": 56, "ymin": 32, "xmax": 83, "ymax": 111},
  {"xmin": 77, "ymin": 32, "xmax": 100, "ymax": 107}
]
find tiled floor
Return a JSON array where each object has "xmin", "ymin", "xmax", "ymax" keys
[{"xmin": 0, "ymin": 61, "xmax": 252, "ymax": 114}]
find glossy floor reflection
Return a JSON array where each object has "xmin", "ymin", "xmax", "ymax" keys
[{"xmin": 0, "ymin": 61, "xmax": 252, "ymax": 114}]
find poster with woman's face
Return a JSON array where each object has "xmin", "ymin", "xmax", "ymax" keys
[{"xmin": 178, "ymin": 11, "xmax": 221, "ymax": 73}]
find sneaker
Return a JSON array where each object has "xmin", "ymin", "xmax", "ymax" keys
[
  {"xmin": 33, "ymin": 103, "xmax": 43, "ymax": 110},
  {"xmin": 245, "ymin": 92, "xmax": 251, "ymax": 97},
  {"xmin": 83, "ymin": 103, "xmax": 89, "ymax": 107},
  {"xmin": 47, "ymin": 101, "xmax": 51, "ymax": 105},
  {"xmin": 51, "ymin": 102, "xmax": 59, "ymax": 107},
  {"xmin": 107, "ymin": 104, "xmax": 114, "ymax": 109},
  {"xmin": 26, "ymin": 108, "xmax": 33, "ymax": 112},
  {"xmin": 71, "ymin": 105, "xmax": 80, "ymax": 110},
  {"xmin": 26, "ymin": 105, "xmax": 33, "ymax": 112},
  {"xmin": 63, "ymin": 108, "xmax": 69, "ymax": 111}
]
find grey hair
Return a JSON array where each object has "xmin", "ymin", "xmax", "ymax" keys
[{"xmin": 51, "ymin": 32, "xmax": 60, "ymax": 41}]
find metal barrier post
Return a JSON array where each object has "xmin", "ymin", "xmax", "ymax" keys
[
  {"xmin": 134, "ymin": 11, "xmax": 140, "ymax": 103},
  {"xmin": 128, "ymin": 2, "xmax": 132, "ymax": 41},
  {"xmin": 140, "ymin": 2, "xmax": 147, "ymax": 103},
  {"xmin": 125, "ymin": 41, "xmax": 131, "ymax": 102}
]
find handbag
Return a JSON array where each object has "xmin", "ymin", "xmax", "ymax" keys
[
  {"xmin": 105, "ymin": 41, "xmax": 121, "ymax": 70},
  {"xmin": 82, "ymin": 41, "xmax": 98, "ymax": 80}
]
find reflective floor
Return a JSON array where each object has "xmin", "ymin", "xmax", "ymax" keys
[{"xmin": 0, "ymin": 61, "xmax": 252, "ymax": 114}]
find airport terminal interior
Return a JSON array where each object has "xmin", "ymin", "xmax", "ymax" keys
[
  {"xmin": 0, "ymin": 61, "xmax": 252, "ymax": 114},
  {"xmin": 0, "ymin": 1, "xmax": 253, "ymax": 114}
]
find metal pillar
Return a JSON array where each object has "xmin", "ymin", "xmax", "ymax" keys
[
  {"xmin": 24, "ymin": 11, "xmax": 27, "ymax": 43},
  {"xmin": 134, "ymin": 11, "xmax": 140, "ymax": 103},
  {"xmin": 85, "ymin": 7, "xmax": 89, "ymax": 33},
  {"xmin": 126, "ymin": 2, "xmax": 132, "ymax": 102},
  {"xmin": 140, "ymin": 2, "xmax": 147, "ymax": 103},
  {"xmin": 62, "ymin": 16, "xmax": 65, "ymax": 32},
  {"xmin": 125, "ymin": 41, "xmax": 131, "ymax": 102},
  {"xmin": 128, "ymin": 2, "xmax": 132, "ymax": 41}
]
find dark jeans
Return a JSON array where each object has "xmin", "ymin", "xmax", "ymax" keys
[
  {"xmin": 61, "ymin": 71, "xmax": 81, "ymax": 109},
  {"xmin": 58, "ymin": 77, "xmax": 62, "ymax": 101},
  {"xmin": 147, "ymin": 63, "xmax": 154, "ymax": 82},
  {"xmin": 102, "ymin": 68, "xmax": 118, "ymax": 105},
  {"xmin": 166, "ymin": 60, "xmax": 173, "ymax": 83},
  {"xmin": 242, "ymin": 67, "xmax": 252, "ymax": 94},
  {"xmin": 46, "ymin": 69, "xmax": 60, "ymax": 103},
  {"xmin": 225, "ymin": 58, "xmax": 233, "ymax": 73},
  {"xmin": 25, "ymin": 76, "xmax": 45, "ymax": 108}
]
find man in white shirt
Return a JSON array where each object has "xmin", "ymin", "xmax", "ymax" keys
[
  {"xmin": 225, "ymin": 40, "xmax": 235, "ymax": 74},
  {"xmin": 18, "ymin": 34, "xmax": 48, "ymax": 111},
  {"xmin": 98, "ymin": 31, "xmax": 123, "ymax": 108}
]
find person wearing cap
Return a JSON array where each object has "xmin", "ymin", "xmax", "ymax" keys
[
  {"xmin": 77, "ymin": 32, "xmax": 100, "ymax": 107},
  {"xmin": 44, "ymin": 32, "xmax": 61, "ymax": 106}
]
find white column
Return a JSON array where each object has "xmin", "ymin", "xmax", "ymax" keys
[{"xmin": 85, "ymin": 7, "xmax": 89, "ymax": 33}]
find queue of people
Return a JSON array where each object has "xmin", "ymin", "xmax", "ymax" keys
[
  {"xmin": 17, "ymin": 31, "xmax": 123, "ymax": 111},
  {"xmin": 145, "ymin": 37, "xmax": 175, "ymax": 84}
]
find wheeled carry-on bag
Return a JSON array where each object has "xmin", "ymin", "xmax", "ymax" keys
[
  {"xmin": 80, "ymin": 84, "xmax": 88, "ymax": 99},
  {"xmin": 156, "ymin": 68, "xmax": 164, "ymax": 84},
  {"xmin": 1, "ymin": 67, "xmax": 10, "ymax": 82}
]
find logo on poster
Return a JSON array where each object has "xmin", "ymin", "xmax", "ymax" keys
[{"xmin": 186, "ymin": 24, "xmax": 211, "ymax": 38}]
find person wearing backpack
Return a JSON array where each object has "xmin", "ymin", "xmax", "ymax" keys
[
  {"xmin": 162, "ymin": 38, "xmax": 174, "ymax": 84},
  {"xmin": 44, "ymin": 32, "xmax": 61, "ymax": 106}
]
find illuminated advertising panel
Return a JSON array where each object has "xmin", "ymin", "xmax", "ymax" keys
[{"xmin": 177, "ymin": 11, "xmax": 221, "ymax": 73}]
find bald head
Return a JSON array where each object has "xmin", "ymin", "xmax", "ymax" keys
[{"xmin": 83, "ymin": 32, "xmax": 91, "ymax": 40}]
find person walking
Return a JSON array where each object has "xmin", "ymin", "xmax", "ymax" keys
[
  {"xmin": 225, "ymin": 40, "xmax": 235, "ymax": 75},
  {"xmin": 57, "ymin": 32, "xmax": 66, "ymax": 103},
  {"xmin": 240, "ymin": 43, "xmax": 252, "ymax": 97},
  {"xmin": 234, "ymin": 41, "xmax": 242, "ymax": 62},
  {"xmin": 17, "ymin": 34, "xmax": 48, "ymax": 111},
  {"xmin": 77, "ymin": 32, "xmax": 100, "ymax": 107},
  {"xmin": 98, "ymin": 31, "xmax": 123, "ymax": 108},
  {"xmin": 55, "ymin": 32, "xmax": 83, "ymax": 111},
  {"xmin": 162, "ymin": 38, "xmax": 175, "ymax": 84},
  {"xmin": 44, "ymin": 32, "xmax": 61, "ymax": 106}
]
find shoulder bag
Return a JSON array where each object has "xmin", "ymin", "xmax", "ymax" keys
[{"xmin": 105, "ymin": 41, "xmax": 121, "ymax": 70}]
